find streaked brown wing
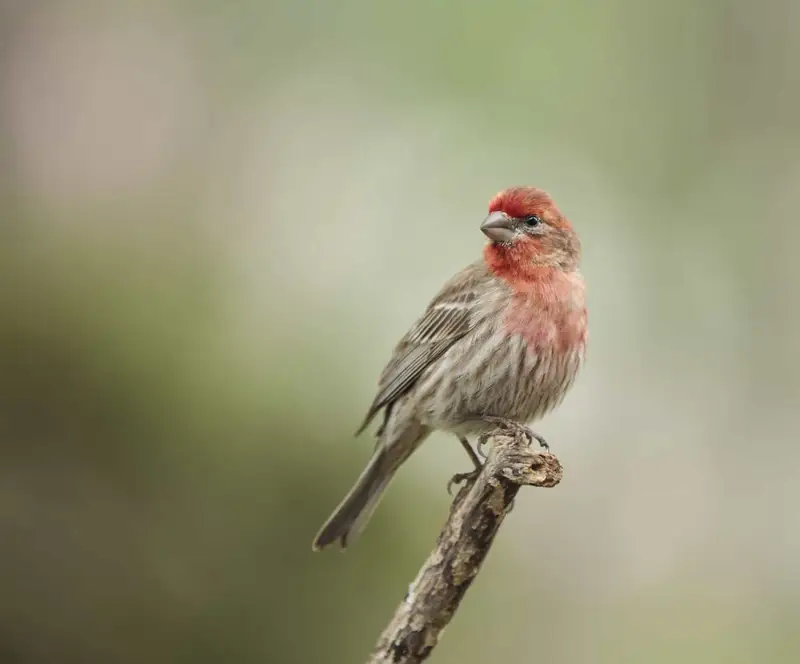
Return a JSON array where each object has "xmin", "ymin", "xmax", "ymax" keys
[{"xmin": 355, "ymin": 260, "xmax": 490, "ymax": 435}]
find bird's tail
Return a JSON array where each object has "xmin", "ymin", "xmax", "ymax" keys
[{"xmin": 312, "ymin": 443, "xmax": 412, "ymax": 551}]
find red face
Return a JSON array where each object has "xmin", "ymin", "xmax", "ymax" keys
[{"xmin": 481, "ymin": 187, "xmax": 580, "ymax": 276}]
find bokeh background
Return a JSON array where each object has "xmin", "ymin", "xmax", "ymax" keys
[{"xmin": 2, "ymin": 1, "xmax": 800, "ymax": 662}]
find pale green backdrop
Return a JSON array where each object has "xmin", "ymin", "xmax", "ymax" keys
[{"xmin": 1, "ymin": 1, "xmax": 799, "ymax": 662}]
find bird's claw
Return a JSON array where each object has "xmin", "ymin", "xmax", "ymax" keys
[
  {"xmin": 476, "ymin": 433, "xmax": 491, "ymax": 459},
  {"xmin": 447, "ymin": 469, "xmax": 480, "ymax": 495},
  {"xmin": 532, "ymin": 432, "xmax": 549, "ymax": 451},
  {"xmin": 482, "ymin": 416, "xmax": 549, "ymax": 451}
]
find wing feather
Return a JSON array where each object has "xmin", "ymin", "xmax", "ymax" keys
[{"xmin": 356, "ymin": 261, "xmax": 491, "ymax": 435}]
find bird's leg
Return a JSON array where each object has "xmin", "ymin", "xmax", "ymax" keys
[
  {"xmin": 481, "ymin": 416, "xmax": 550, "ymax": 451},
  {"xmin": 458, "ymin": 435, "xmax": 483, "ymax": 469},
  {"xmin": 448, "ymin": 436, "xmax": 483, "ymax": 495}
]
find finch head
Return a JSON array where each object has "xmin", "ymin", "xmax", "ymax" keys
[{"xmin": 481, "ymin": 187, "xmax": 580, "ymax": 278}]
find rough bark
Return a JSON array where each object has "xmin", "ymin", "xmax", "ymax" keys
[{"xmin": 366, "ymin": 429, "xmax": 563, "ymax": 664}]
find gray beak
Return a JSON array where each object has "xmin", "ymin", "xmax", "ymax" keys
[{"xmin": 481, "ymin": 211, "xmax": 516, "ymax": 244}]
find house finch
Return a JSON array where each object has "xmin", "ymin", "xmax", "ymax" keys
[{"xmin": 312, "ymin": 186, "xmax": 587, "ymax": 550}]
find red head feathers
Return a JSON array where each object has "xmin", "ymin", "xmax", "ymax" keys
[{"xmin": 482, "ymin": 186, "xmax": 581, "ymax": 283}]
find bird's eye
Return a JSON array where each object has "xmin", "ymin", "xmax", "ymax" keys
[{"xmin": 523, "ymin": 215, "xmax": 542, "ymax": 227}]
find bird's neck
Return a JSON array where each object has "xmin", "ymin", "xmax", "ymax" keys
[{"xmin": 483, "ymin": 243, "xmax": 569, "ymax": 292}]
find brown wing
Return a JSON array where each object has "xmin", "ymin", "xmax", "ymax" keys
[{"xmin": 355, "ymin": 260, "xmax": 491, "ymax": 435}]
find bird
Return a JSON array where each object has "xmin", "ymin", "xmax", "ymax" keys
[{"xmin": 312, "ymin": 186, "xmax": 587, "ymax": 551}]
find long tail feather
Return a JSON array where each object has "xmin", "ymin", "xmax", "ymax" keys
[{"xmin": 311, "ymin": 446, "xmax": 405, "ymax": 551}]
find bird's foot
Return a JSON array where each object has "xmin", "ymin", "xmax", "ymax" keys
[
  {"xmin": 447, "ymin": 468, "xmax": 481, "ymax": 495},
  {"xmin": 476, "ymin": 432, "xmax": 492, "ymax": 458},
  {"xmin": 481, "ymin": 416, "xmax": 549, "ymax": 451}
]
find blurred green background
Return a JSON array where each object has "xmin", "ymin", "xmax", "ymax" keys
[{"xmin": 2, "ymin": 1, "xmax": 800, "ymax": 662}]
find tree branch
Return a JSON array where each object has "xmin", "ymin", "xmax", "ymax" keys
[{"xmin": 366, "ymin": 429, "xmax": 563, "ymax": 664}]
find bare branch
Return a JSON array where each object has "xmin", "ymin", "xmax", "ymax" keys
[{"xmin": 366, "ymin": 429, "xmax": 563, "ymax": 664}]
